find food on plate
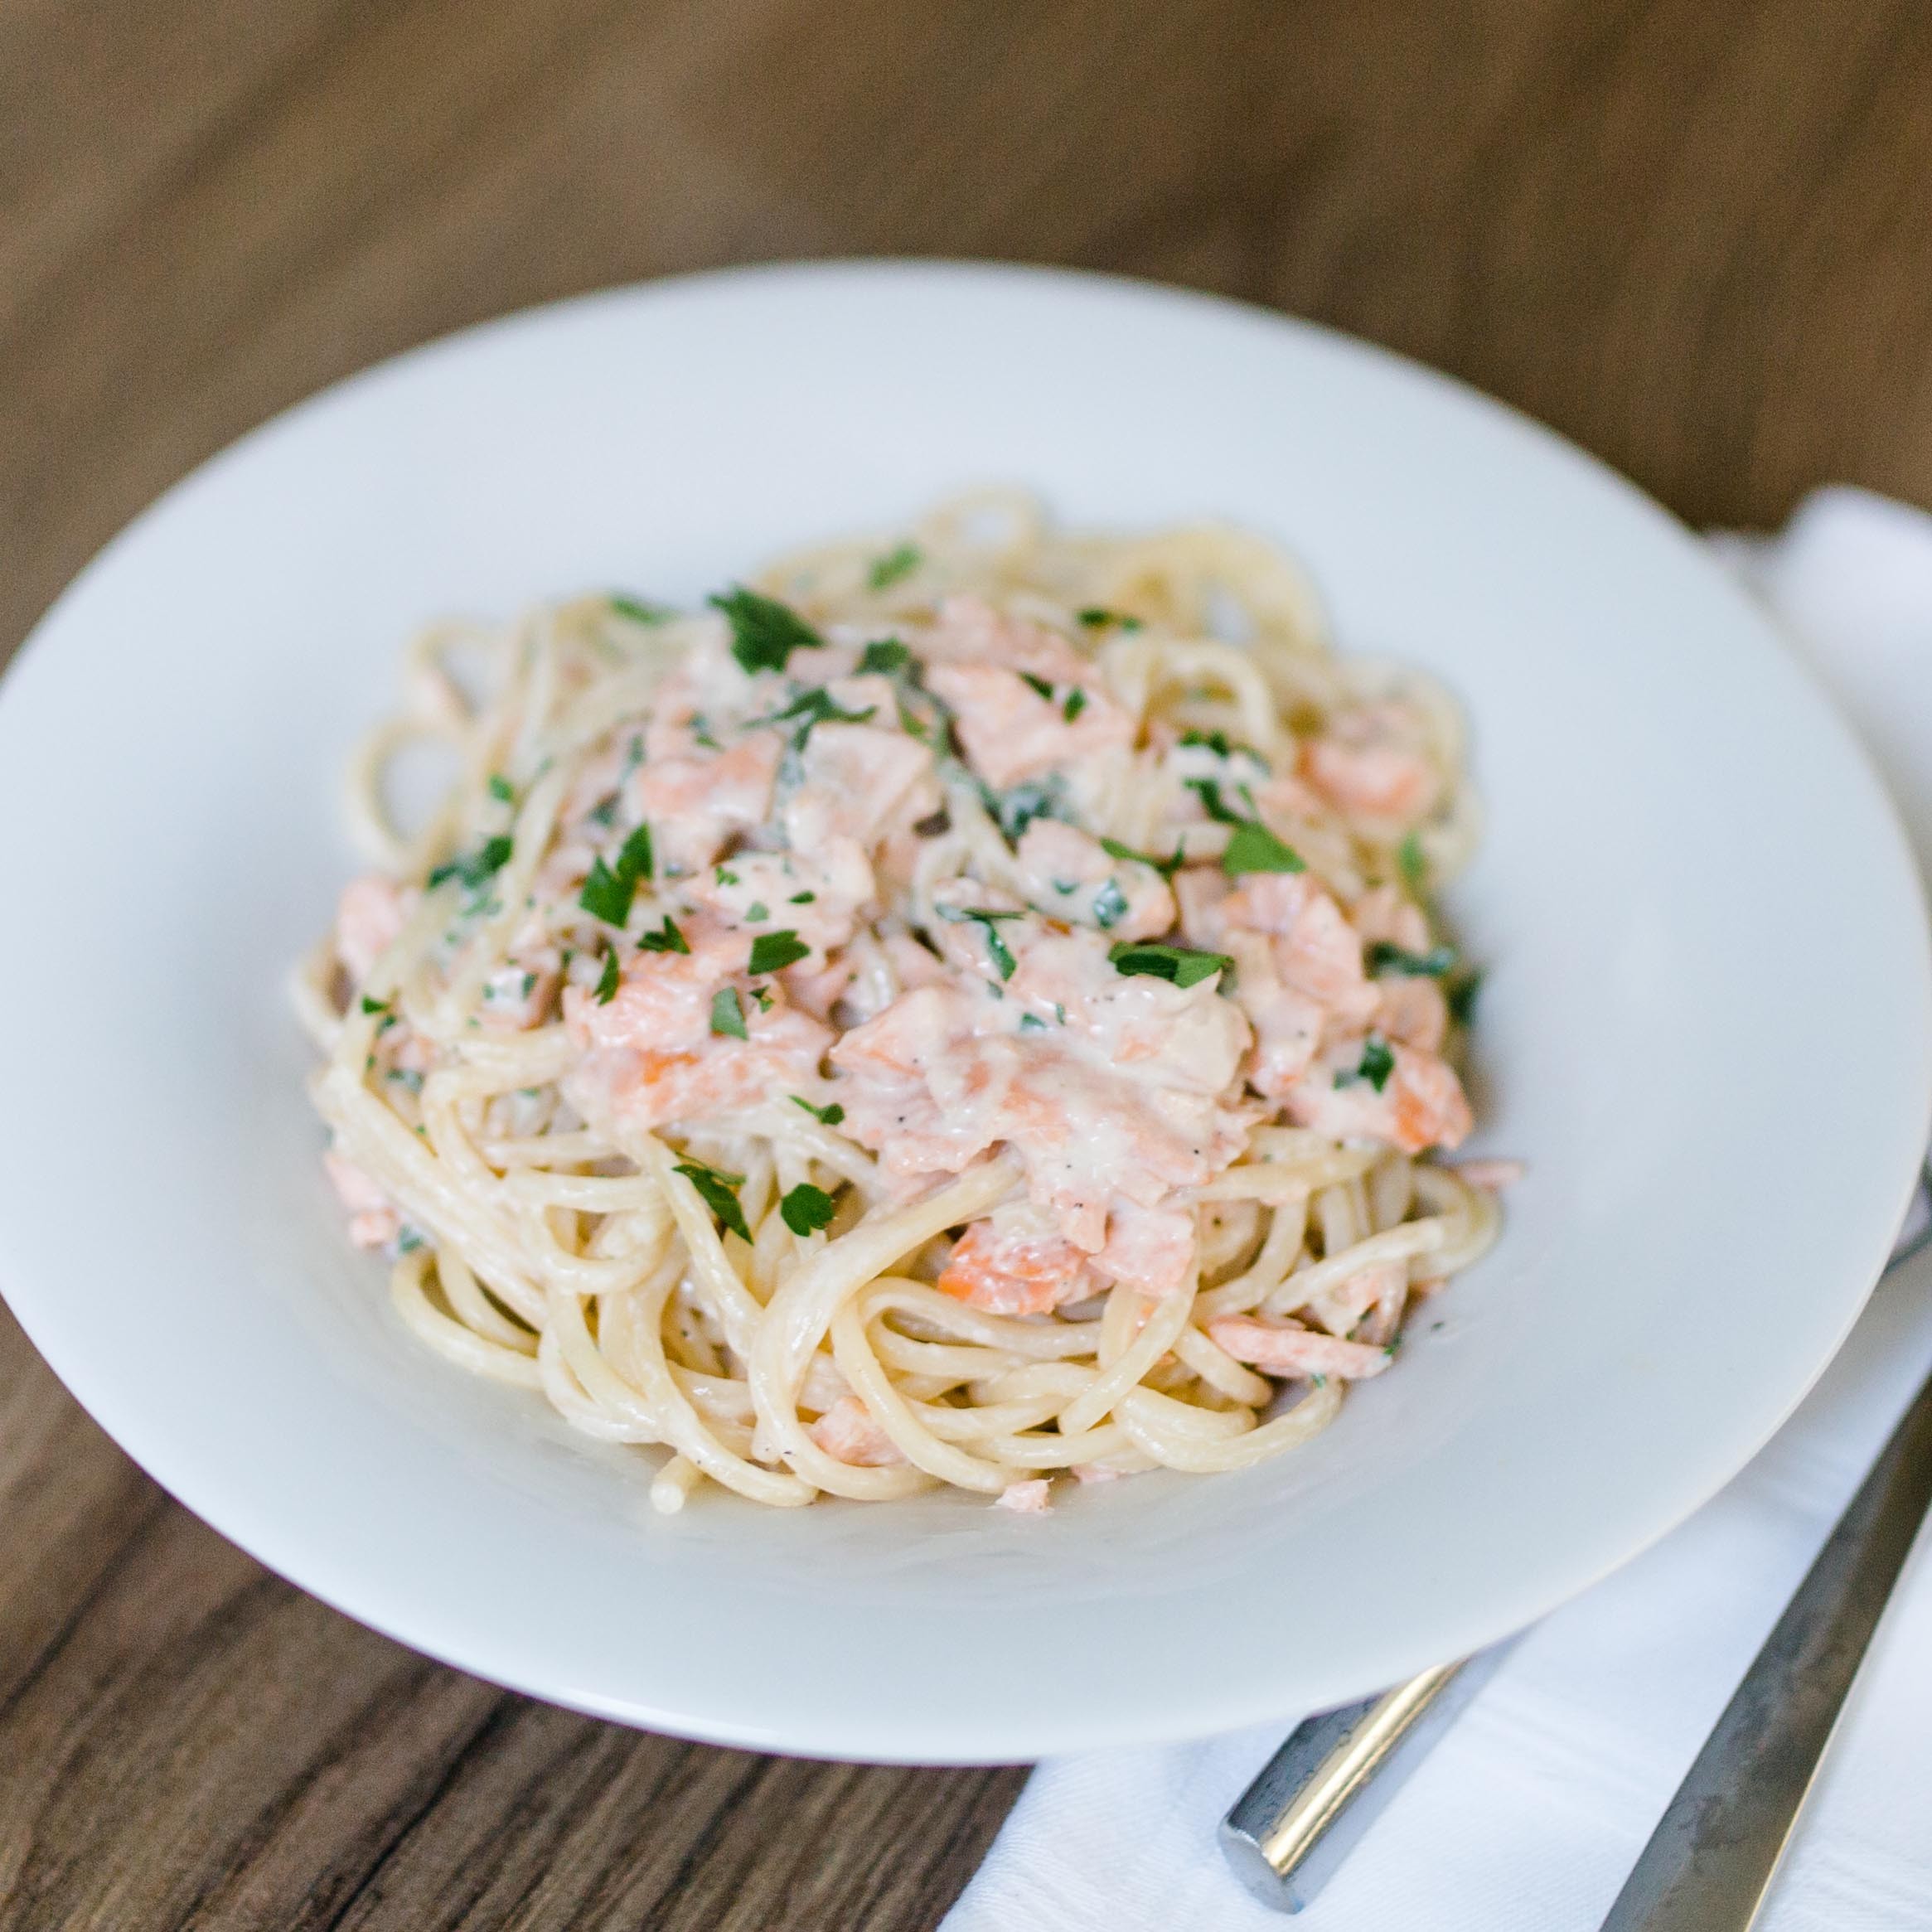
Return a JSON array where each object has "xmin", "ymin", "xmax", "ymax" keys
[{"xmin": 294, "ymin": 492, "xmax": 1504, "ymax": 1513}]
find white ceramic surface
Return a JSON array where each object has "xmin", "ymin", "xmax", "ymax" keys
[{"xmin": 0, "ymin": 262, "xmax": 1926, "ymax": 1765}]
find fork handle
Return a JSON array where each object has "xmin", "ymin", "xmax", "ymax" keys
[{"xmin": 1599, "ymin": 1358, "xmax": 1932, "ymax": 1930}]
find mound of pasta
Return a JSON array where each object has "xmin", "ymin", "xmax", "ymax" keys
[{"xmin": 296, "ymin": 493, "xmax": 1505, "ymax": 1514}]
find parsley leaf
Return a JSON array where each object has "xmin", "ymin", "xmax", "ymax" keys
[
  {"xmin": 1446, "ymin": 969, "xmax": 1484, "ymax": 1025},
  {"xmin": 858, "ymin": 637, "xmax": 912, "ymax": 675},
  {"xmin": 1063, "ymin": 688, "xmax": 1087, "ymax": 722},
  {"xmin": 487, "ymin": 773, "xmax": 516, "ymax": 804},
  {"xmin": 868, "ymin": 544, "xmax": 922, "ymax": 590},
  {"xmin": 674, "ymin": 1161, "xmax": 750, "ymax": 1242},
  {"xmin": 1339, "ymin": 1034, "xmax": 1396, "ymax": 1092},
  {"xmin": 611, "ymin": 593, "xmax": 673, "ymax": 625},
  {"xmin": 748, "ymin": 930, "xmax": 810, "ymax": 974},
  {"xmin": 789, "ymin": 890, "xmax": 816, "ymax": 903},
  {"xmin": 594, "ymin": 948, "xmax": 622, "ymax": 1004},
  {"xmin": 767, "ymin": 686, "xmax": 876, "ymax": 741},
  {"xmin": 1019, "ymin": 1012, "xmax": 1047, "ymax": 1033},
  {"xmin": 1108, "ymin": 942, "xmax": 1232, "ymax": 990},
  {"xmin": 1222, "ymin": 821, "xmax": 1306, "ymax": 875},
  {"xmin": 579, "ymin": 857, "xmax": 636, "ymax": 927},
  {"xmin": 709, "ymin": 985, "xmax": 748, "ymax": 1039},
  {"xmin": 360, "ymin": 994, "xmax": 391, "ymax": 1015},
  {"xmin": 639, "ymin": 914, "xmax": 690, "ymax": 955},
  {"xmin": 1092, "ymin": 879, "xmax": 1130, "ymax": 930},
  {"xmin": 1366, "ymin": 941, "xmax": 1456, "ymax": 978},
  {"xmin": 1019, "ymin": 671, "xmax": 1055, "ymax": 701},
  {"xmin": 937, "ymin": 905, "xmax": 1020, "ymax": 980},
  {"xmin": 791, "ymin": 1095, "xmax": 845, "ymax": 1126},
  {"xmin": 985, "ymin": 777, "xmax": 1063, "ymax": 844},
  {"xmin": 1185, "ymin": 777, "xmax": 1249, "ymax": 825},
  {"xmin": 1077, "ymin": 607, "xmax": 1144, "ymax": 631},
  {"xmin": 780, "ymin": 1182, "xmax": 838, "ymax": 1236},
  {"xmin": 1179, "ymin": 729, "xmax": 1233, "ymax": 758},
  {"xmin": 1397, "ymin": 831, "xmax": 1428, "ymax": 895},
  {"xmin": 709, "ymin": 586, "xmax": 825, "ymax": 675},
  {"xmin": 429, "ymin": 835, "xmax": 514, "ymax": 893},
  {"xmin": 1100, "ymin": 835, "xmax": 1184, "ymax": 879},
  {"xmin": 746, "ymin": 901, "xmax": 768, "ymax": 922}
]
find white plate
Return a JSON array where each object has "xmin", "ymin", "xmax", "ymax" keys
[{"xmin": 1, "ymin": 263, "xmax": 1926, "ymax": 1764}]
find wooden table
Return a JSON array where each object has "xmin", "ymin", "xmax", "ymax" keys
[{"xmin": 4, "ymin": 2, "xmax": 1930, "ymax": 1924}]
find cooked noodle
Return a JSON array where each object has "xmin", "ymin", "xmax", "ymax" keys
[{"xmin": 296, "ymin": 491, "xmax": 1503, "ymax": 1513}]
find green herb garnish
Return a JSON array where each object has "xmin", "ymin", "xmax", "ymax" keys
[
  {"xmin": 858, "ymin": 637, "xmax": 912, "ymax": 675},
  {"xmin": 1019, "ymin": 1012, "xmax": 1047, "ymax": 1033},
  {"xmin": 767, "ymin": 686, "xmax": 878, "ymax": 738},
  {"xmin": 487, "ymin": 773, "xmax": 516, "ymax": 804},
  {"xmin": 791, "ymin": 1095, "xmax": 845, "ymax": 1126},
  {"xmin": 614, "ymin": 821, "xmax": 653, "ymax": 885},
  {"xmin": 639, "ymin": 915, "xmax": 690, "ymax": 955},
  {"xmin": 789, "ymin": 890, "xmax": 816, "ymax": 904},
  {"xmin": 745, "ymin": 902, "xmax": 768, "ymax": 922},
  {"xmin": 1397, "ymin": 831, "xmax": 1428, "ymax": 895},
  {"xmin": 1221, "ymin": 822, "xmax": 1306, "ymax": 876},
  {"xmin": 937, "ymin": 905, "xmax": 1021, "ymax": 980},
  {"xmin": 1063, "ymin": 688, "xmax": 1087, "ymax": 722},
  {"xmin": 709, "ymin": 586, "xmax": 825, "ymax": 675},
  {"xmin": 1100, "ymin": 835, "xmax": 1184, "ymax": 879},
  {"xmin": 360, "ymin": 995, "xmax": 391, "ymax": 1015},
  {"xmin": 1339, "ymin": 1034, "xmax": 1396, "ymax": 1092},
  {"xmin": 868, "ymin": 544, "xmax": 922, "ymax": 590},
  {"xmin": 594, "ymin": 948, "xmax": 622, "ymax": 1004},
  {"xmin": 674, "ymin": 1161, "xmax": 750, "ymax": 1242},
  {"xmin": 709, "ymin": 985, "xmax": 748, "ymax": 1039},
  {"xmin": 1019, "ymin": 671, "xmax": 1055, "ymax": 702},
  {"xmin": 611, "ymin": 593, "xmax": 674, "ymax": 625},
  {"xmin": 780, "ymin": 1183, "xmax": 838, "ymax": 1236},
  {"xmin": 1179, "ymin": 729, "xmax": 1233, "ymax": 758},
  {"xmin": 1366, "ymin": 942, "xmax": 1456, "ymax": 978},
  {"xmin": 428, "ymin": 835, "xmax": 514, "ymax": 893},
  {"xmin": 748, "ymin": 930, "xmax": 811, "ymax": 974},
  {"xmin": 579, "ymin": 858, "xmax": 635, "ymax": 927},
  {"xmin": 1077, "ymin": 607, "xmax": 1144, "ymax": 631},
  {"xmin": 1184, "ymin": 777, "xmax": 1249, "ymax": 826},
  {"xmin": 1092, "ymin": 879, "xmax": 1130, "ymax": 930},
  {"xmin": 1108, "ymin": 942, "xmax": 1232, "ymax": 990},
  {"xmin": 1446, "ymin": 969, "xmax": 1484, "ymax": 1025}
]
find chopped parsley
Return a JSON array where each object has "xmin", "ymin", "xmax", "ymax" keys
[
  {"xmin": 1221, "ymin": 822, "xmax": 1306, "ymax": 876},
  {"xmin": 1108, "ymin": 942, "xmax": 1232, "ymax": 990},
  {"xmin": 937, "ymin": 905, "xmax": 1020, "ymax": 980},
  {"xmin": 867, "ymin": 544, "xmax": 922, "ymax": 590},
  {"xmin": 579, "ymin": 822, "xmax": 653, "ymax": 926},
  {"xmin": 360, "ymin": 995, "xmax": 391, "ymax": 1015},
  {"xmin": 1019, "ymin": 1012, "xmax": 1048, "ymax": 1033},
  {"xmin": 715, "ymin": 866, "xmax": 739, "ymax": 886},
  {"xmin": 638, "ymin": 914, "xmax": 690, "ymax": 955},
  {"xmin": 1019, "ymin": 671, "xmax": 1055, "ymax": 701},
  {"xmin": 792, "ymin": 1095, "xmax": 845, "ymax": 1126},
  {"xmin": 428, "ymin": 835, "xmax": 514, "ymax": 893},
  {"xmin": 587, "ymin": 792, "xmax": 621, "ymax": 828},
  {"xmin": 749, "ymin": 985, "xmax": 773, "ymax": 1011},
  {"xmin": 1397, "ymin": 831, "xmax": 1428, "ymax": 895},
  {"xmin": 709, "ymin": 586, "xmax": 825, "ymax": 675},
  {"xmin": 1366, "ymin": 941, "xmax": 1456, "ymax": 978},
  {"xmin": 745, "ymin": 902, "xmax": 768, "ymax": 922},
  {"xmin": 780, "ymin": 1182, "xmax": 839, "ymax": 1236},
  {"xmin": 789, "ymin": 890, "xmax": 816, "ymax": 904},
  {"xmin": 1063, "ymin": 688, "xmax": 1087, "ymax": 722},
  {"xmin": 1446, "ymin": 969, "xmax": 1484, "ymax": 1025},
  {"xmin": 594, "ymin": 948, "xmax": 622, "ymax": 1004},
  {"xmin": 709, "ymin": 985, "xmax": 748, "ymax": 1039},
  {"xmin": 674, "ymin": 1160, "xmax": 751, "ymax": 1242},
  {"xmin": 611, "ymin": 593, "xmax": 674, "ymax": 625},
  {"xmin": 748, "ymin": 930, "xmax": 811, "ymax": 974},
  {"xmin": 1184, "ymin": 777, "xmax": 1250, "ymax": 826},
  {"xmin": 767, "ymin": 685, "xmax": 877, "ymax": 740},
  {"xmin": 386, "ymin": 1068, "xmax": 424, "ymax": 1094},
  {"xmin": 985, "ymin": 777, "xmax": 1064, "ymax": 844},
  {"xmin": 487, "ymin": 773, "xmax": 516, "ymax": 804},
  {"xmin": 858, "ymin": 637, "xmax": 913, "ymax": 675},
  {"xmin": 1179, "ymin": 729, "xmax": 1233, "ymax": 758},
  {"xmin": 1077, "ymin": 607, "xmax": 1144, "ymax": 631},
  {"xmin": 1339, "ymin": 1034, "xmax": 1396, "ymax": 1092},
  {"xmin": 1100, "ymin": 835, "xmax": 1184, "ymax": 879},
  {"xmin": 1092, "ymin": 879, "xmax": 1130, "ymax": 930}
]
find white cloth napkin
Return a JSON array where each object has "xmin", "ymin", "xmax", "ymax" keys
[{"xmin": 944, "ymin": 487, "xmax": 1932, "ymax": 1932}]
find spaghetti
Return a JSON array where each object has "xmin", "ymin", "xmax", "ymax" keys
[{"xmin": 294, "ymin": 492, "xmax": 1503, "ymax": 1513}]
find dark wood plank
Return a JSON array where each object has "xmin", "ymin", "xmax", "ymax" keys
[{"xmin": 5, "ymin": 0, "xmax": 1932, "ymax": 1925}]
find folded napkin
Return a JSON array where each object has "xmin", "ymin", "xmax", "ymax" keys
[{"xmin": 944, "ymin": 488, "xmax": 1932, "ymax": 1932}]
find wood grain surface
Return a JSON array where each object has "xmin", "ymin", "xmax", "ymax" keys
[{"xmin": 4, "ymin": 1, "xmax": 1932, "ymax": 1925}]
